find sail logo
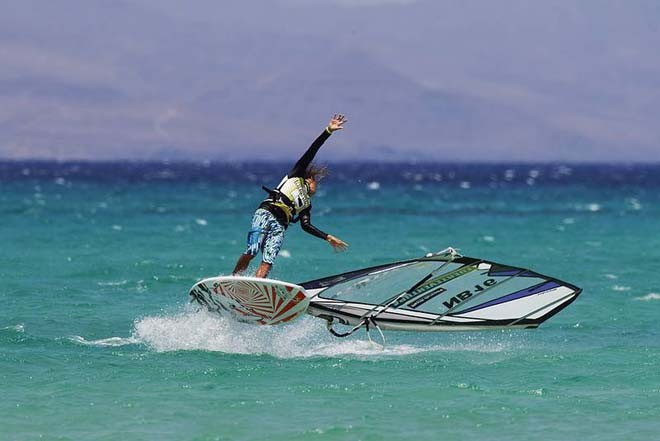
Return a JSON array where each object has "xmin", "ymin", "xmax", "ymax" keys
[
  {"xmin": 392, "ymin": 264, "xmax": 478, "ymax": 309},
  {"xmin": 408, "ymin": 287, "xmax": 446, "ymax": 309},
  {"xmin": 442, "ymin": 279, "xmax": 497, "ymax": 309}
]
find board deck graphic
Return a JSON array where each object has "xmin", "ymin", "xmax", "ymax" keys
[{"xmin": 189, "ymin": 276, "xmax": 310, "ymax": 325}]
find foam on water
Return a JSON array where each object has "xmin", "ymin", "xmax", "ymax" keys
[
  {"xmin": 1, "ymin": 324, "xmax": 25, "ymax": 333},
  {"xmin": 132, "ymin": 308, "xmax": 387, "ymax": 358},
  {"xmin": 634, "ymin": 293, "xmax": 660, "ymax": 301},
  {"xmin": 68, "ymin": 335, "xmax": 141, "ymax": 347},
  {"xmin": 127, "ymin": 306, "xmax": 516, "ymax": 359},
  {"xmin": 97, "ymin": 280, "xmax": 129, "ymax": 287}
]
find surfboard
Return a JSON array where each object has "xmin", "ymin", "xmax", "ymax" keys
[{"xmin": 189, "ymin": 276, "xmax": 310, "ymax": 325}]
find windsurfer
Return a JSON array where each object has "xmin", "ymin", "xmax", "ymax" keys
[{"xmin": 232, "ymin": 114, "xmax": 349, "ymax": 278}]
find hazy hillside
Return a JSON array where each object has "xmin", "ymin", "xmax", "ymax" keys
[{"xmin": 1, "ymin": 0, "xmax": 658, "ymax": 161}]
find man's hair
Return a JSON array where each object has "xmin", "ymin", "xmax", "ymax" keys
[{"xmin": 305, "ymin": 164, "xmax": 329, "ymax": 182}]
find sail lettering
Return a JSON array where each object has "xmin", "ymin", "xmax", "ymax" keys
[{"xmin": 442, "ymin": 279, "xmax": 497, "ymax": 309}]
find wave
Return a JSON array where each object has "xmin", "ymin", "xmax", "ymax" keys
[
  {"xmin": 634, "ymin": 293, "xmax": 660, "ymax": 301},
  {"xmin": 96, "ymin": 280, "xmax": 129, "ymax": 287},
  {"xmin": 1, "ymin": 324, "xmax": 25, "ymax": 333},
  {"xmin": 68, "ymin": 335, "xmax": 141, "ymax": 347}
]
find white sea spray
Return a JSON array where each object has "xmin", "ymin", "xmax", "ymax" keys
[
  {"xmin": 129, "ymin": 306, "xmax": 515, "ymax": 359},
  {"xmin": 634, "ymin": 293, "xmax": 660, "ymax": 301}
]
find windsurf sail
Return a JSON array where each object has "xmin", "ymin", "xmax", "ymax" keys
[{"xmin": 300, "ymin": 248, "xmax": 581, "ymax": 335}]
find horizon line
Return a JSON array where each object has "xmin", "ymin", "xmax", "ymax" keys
[{"xmin": 1, "ymin": 159, "xmax": 659, "ymax": 166}]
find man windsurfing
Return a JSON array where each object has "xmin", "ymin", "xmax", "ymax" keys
[{"xmin": 232, "ymin": 114, "xmax": 349, "ymax": 278}]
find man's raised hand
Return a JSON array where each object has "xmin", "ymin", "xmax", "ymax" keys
[{"xmin": 327, "ymin": 114, "xmax": 348, "ymax": 132}]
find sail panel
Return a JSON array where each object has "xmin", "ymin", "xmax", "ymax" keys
[{"xmin": 302, "ymin": 254, "xmax": 581, "ymax": 332}]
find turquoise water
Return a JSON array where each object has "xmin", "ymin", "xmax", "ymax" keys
[{"xmin": 1, "ymin": 163, "xmax": 659, "ymax": 440}]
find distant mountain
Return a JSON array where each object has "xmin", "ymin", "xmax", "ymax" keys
[{"xmin": 1, "ymin": 0, "xmax": 659, "ymax": 161}]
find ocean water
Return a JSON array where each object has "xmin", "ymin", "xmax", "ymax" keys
[{"xmin": 1, "ymin": 162, "xmax": 659, "ymax": 441}]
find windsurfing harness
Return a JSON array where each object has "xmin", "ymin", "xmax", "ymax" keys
[{"xmin": 259, "ymin": 128, "xmax": 332, "ymax": 240}]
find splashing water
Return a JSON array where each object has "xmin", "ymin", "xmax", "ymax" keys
[
  {"xmin": 124, "ymin": 305, "xmax": 516, "ymax": 359},
  {"xmin": 67, "ymin": 303, "xmax": 517, "ymax": 358},
  {"xmin": 132, "ymin": 308, "xmax": 395, "ymax": 358}
]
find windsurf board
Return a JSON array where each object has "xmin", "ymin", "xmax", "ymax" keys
[{"xmin": 189, "ymin": 276, "xmax": 310, "ymax": 325}]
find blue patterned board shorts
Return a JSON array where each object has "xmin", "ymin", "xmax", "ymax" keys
[{"xmin": 244, "ymin": 208, "xmax": 286, "ymax": 264}]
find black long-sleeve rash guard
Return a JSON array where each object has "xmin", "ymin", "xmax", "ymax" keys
[
  {"xmin": 287, "ymin": 129, "xmax": 331, "ymax": 178},
  {"xmin": 260, "ymin": 128, "xmax": 332, "ymax": 239},
  {"xmin": 298, "ymin": 207, "xmax": 328, "ymax": 240}
]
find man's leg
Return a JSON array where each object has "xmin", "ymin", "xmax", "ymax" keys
[
  {"xmin": 255, "ymin": 261, "xmax": 272, "ymax": 278},
  {"xmin": 232, "ymin": 253, "xmax": 254, "ymax": 275},
  {"xmin": 234, "ymin": 209, "xmax": 268, "ymax": 276},
  {"xmin": 256, "ymin": 214, "xmax": 284, "ymax": 279}
]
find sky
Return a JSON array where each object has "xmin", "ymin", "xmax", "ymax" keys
[{"xmin": 1, "ymin": 0, "xmax": 659, "ymax": 162}]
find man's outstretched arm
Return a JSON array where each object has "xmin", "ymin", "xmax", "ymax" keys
[{"xmin": 288, "ymin": 114, "xmax": 347, "ymax": 178}]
